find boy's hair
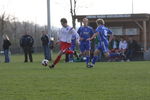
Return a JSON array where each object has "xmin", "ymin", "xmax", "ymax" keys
[
  {"xmin": 96, "ymin": 19, "xmax": 105, "ymax": 25},
  {"xmin": 82, "ymin": 18, "xmax": 88, "ymax": 21},
  {"xmin": 60, "ymin": 18, "xmax": 67, "ymax": 23}
]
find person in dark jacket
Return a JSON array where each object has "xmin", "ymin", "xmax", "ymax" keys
[
  {"xmin": 20, "ymin": 32, "xmax": 34, "ymax": 62},
  {"xmin": 126, "ymin": 37, "xmax": 138, "ymax": 61},
  {"xmin": 41, "ymin": 31, "xmax": 51, "ymax": 60},
  {"xmin": 3, "ymin": 34, "xmax": 11, "ymax": 63}
]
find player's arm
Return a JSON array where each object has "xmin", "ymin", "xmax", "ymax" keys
[
  {"xmin": 69, "ymin": 27, "xmax": 76, "ymax": 34},
  {"xmin": 87, "ymin": 32, "xmax": 98, "ymax": 41},
  {"xmin": 73, "ymin": 30, "xmax": 80, "ymax": 45}
]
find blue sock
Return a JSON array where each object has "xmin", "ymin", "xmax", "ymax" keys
[
  {"xmin": 86, "ymin": 56, "xmax": 90, "ymax": 65},
  {"xmin": 92, "ymin": 56, "xmax": 98, "ymax": 65}
]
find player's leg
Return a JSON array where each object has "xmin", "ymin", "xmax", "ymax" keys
[
  {"xmin": 88, "ymin": 44, "xmax": 101, "ymax": 68},
  {"xmin": 73, "ymin": 51, "xmax": 79, "ymax": 60},
  {"xmin": 85, "ymin": 42, "xmax": 91, "ymax": 67},
  {"xmin": 79, "ymin": 42, "xmax": 86, "ymax": 61},
  {"xmin": 69, "ymin": 45, "xmax": 75, "ymax": 62},
  {"xmin": 91, "ymin": 49, "xmax": 100, "ymax": 66},
  {"xmin": 103, "ymin": 44, "xmax": 120, "ymax": 60},
  {"xmin": 101, "ymin": 42, "xmax": 112, "ymax": 59},
  {"xmin": 65, "ymin": 49, "xmax": 74, "ymax": 54},
  {"xmin": 64, "ymin": 44, "xmax": 74, "ymax": 62},
  {"xmin": 49, "ymin": 42, "xmax": 65, "ymax": 68},
  {"xmin": 104, "ymin": 52, "xmax": 110, "ymax": 57},
  {"xmin": 85, "ymin": 50, "xmax": 90, "ymax": 67},
  {"xmin": 49, "ymin": 50, "xmax": 63, "ymax": 68},
  {"xmin": 69, "ymin": 44, "xmax": 79, "ymax": 60},
  {"xmin": 49, "ymin": 42, "xmax": 72, "ymax": 68}
]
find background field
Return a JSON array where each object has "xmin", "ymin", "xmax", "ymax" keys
[{"xmin": 0, "ymin": 54, "xmax": 150, "ymax": 100}]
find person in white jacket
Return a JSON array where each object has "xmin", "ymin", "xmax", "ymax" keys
[{"xmin": 119, "ymin": 37, "xmax": 128, "ymax": 55}]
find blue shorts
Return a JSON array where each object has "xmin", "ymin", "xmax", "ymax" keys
[
  {"xmin": 96, "ymin": 42, "xmax": 109, "ymax": 53},
  {"xmin": 80, "ymin": 41, "xmax": 91, "ymax": 52}
]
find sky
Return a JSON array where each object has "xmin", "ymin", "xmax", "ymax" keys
[{"xmin": 0, "ymin": 0, "xmax": 150, "ymax": 27}]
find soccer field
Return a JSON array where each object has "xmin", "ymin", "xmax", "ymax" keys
[{"xmin": 0, "ymin": 54, "xmax": 150, "ymax": 100}]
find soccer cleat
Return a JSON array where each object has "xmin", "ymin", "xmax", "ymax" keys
[
  {"xmin": 86, "ymin": 64, "xmax": 93, "ymax": 68},
  {"xmin": 88, "ymin": 64, "xmax": 94, "ymax": 68},
  {"xmin": 86, "ymin": 64, "xmax": 90, "ymax": 68},
  {"xmin": 49, "ymin": 64, "xmax": 55, "ymax": 69}
]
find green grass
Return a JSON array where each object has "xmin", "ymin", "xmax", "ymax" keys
[{"xmin": 0, "ymin": 54, "xmax": 150, "ymax": 100}]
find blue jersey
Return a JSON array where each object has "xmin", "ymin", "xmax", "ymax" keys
[
  {"xmin": 96, "ymin": 25, "xmax": 112, "ymax": 45},
  {"xmin": 77, "ymin": 26, "xmax": 94, "ymax": 42}
]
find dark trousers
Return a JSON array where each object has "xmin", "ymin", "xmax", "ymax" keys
[
  {"xmin": 126, "ymin": 49, "xmax": 134, "ymax": 60},
  {"xmin": 23, "ymin": 47, "xmax": 33, "ymax": 62},
  {"xmin": 4, "ymin": 49, "xmax": 10, "ymax": 63}
]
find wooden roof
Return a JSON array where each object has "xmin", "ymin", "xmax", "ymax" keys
[{"xmin": 75, "ymin": 14, "xmax": 150, "ymax": 22}]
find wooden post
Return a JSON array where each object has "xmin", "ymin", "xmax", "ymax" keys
[
  {"xmin": 143, "ymin": 20, "xmax": 147, "ymax": 51},
  {"xmin": 134, "ymin": 21, "xmax": 143, "ymax": 30},
  {"xmin": 148, "ymin": 19, "xmax": 150, "ymax": 49}
]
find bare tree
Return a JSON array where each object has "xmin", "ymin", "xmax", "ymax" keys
[
  {"xmin": 22, "ymin": 21, "xmax": 28, "ymax": 33},
  {"xmin": 0, "ymin": 12, "xmax": 12, "ymax": 50},
  {"xmin": 0, "ymin": 12, "xmax": 59, "ymax": 53},
  {"xmin": 9, "ymin": 17, "xmax": 18, "ymax": 41},
  {"xmin": 0, "ymin": 12, "xmax": 10, "ymax": 36}
]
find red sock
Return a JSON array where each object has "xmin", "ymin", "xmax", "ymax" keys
[
  {"xmin": 65, "ymin": 50, "xmax": 74, "ymax": 54},
  {"xmin": 54, "ymin": 55, "xmax": 61, "ymax": 65}
]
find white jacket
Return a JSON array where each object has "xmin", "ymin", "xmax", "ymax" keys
[{"xmin": 119, "ymin": 40, "xmax": 128, "ymax": 50}]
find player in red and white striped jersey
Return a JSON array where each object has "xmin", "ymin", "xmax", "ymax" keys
[{"xmin": 49, "ymin": 18, "xmax": 79, "ymax": 68}]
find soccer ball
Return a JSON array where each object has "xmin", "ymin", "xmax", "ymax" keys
[
  {"xmin": 41, "ymin": 59, "xmax": 49, "ymax": 66},
  {"xmin": 83, "ymin": 57, "xmax": 87, "ymax": 61}
]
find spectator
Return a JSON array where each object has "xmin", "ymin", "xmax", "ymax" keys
[
  {"xmin": 41, "ymin": 31, "xmax": 51, "ymax": 60},
  {"xmin": 126, "ymin": 37, "xmax": 138, "ymax": 61},
  {"xmin": 109, "ymin": 36, "xmax": 119, "ymax": 50},
  {"xmin": 119, "ymin": 37, "xmax": 128, "ymax": 55},
  {"xmin": 20, "ymin": 32, "xmax": 34, "ymax": 62},
  {"xmin": 3, "ymin": 34, "xmax": 11, "ymax": 63}
]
